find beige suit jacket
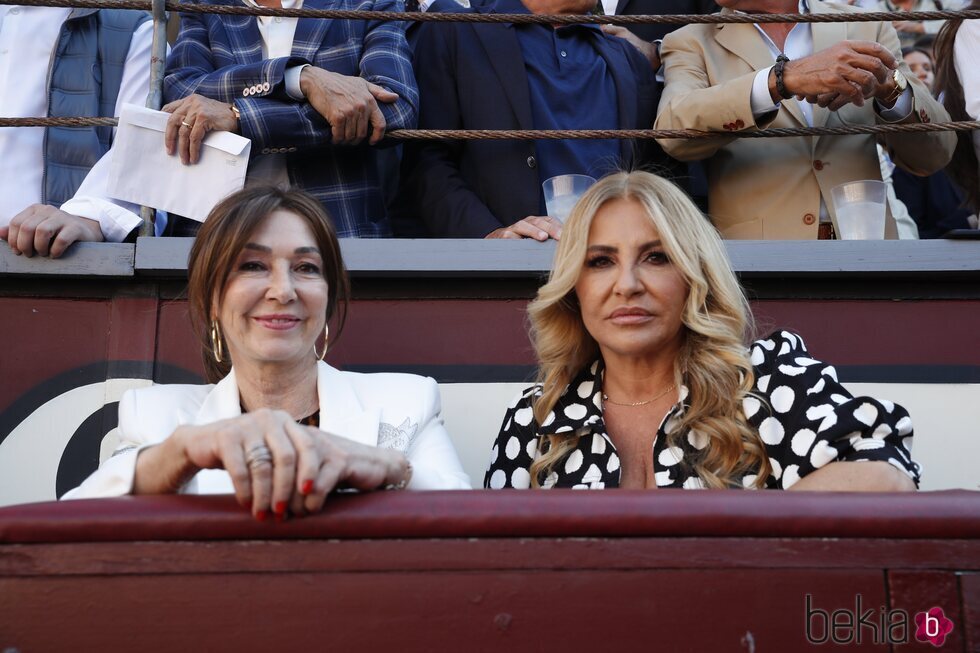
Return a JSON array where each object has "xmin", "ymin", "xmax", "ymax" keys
[{"xmin": 655, "ymin": 1, "xmax": 955, "ymax": 239}]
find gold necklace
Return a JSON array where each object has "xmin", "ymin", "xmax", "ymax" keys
[{"xmin": 602, "ymin": 384, "xmax": 677, "ymax": 408}]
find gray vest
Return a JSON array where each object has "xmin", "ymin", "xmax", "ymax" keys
[{"xmin": 44, "ymin": 9, "xmax": 150, "ymax": 208}]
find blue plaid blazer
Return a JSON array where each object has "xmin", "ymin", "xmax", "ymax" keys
[{"xmin": 164, "ymin": 0, "xmax": 418, "ymax": 237}]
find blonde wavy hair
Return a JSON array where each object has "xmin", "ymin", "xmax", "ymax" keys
[{"xmin": 528, "ymin": 171, "xmax": 770, "ymax": 489}]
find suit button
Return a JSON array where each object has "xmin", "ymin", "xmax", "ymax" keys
[
  {"xmin": 243, "ymin": 88, "xmax": 250, "ymax": 97},
  {"xmin": 813, "ymin": 160, "xmax": 824, "ymax": 171},
  {"xmin": 262, "ymin": 82, "xmax": 271, "ymax": 92},
  {"xmin": 803, "ymin": 213, "xmax": 816, "ymax": 225},
  {"xmin": 527, "ymin": 156, "xmax": 536, "ymax": 169}
]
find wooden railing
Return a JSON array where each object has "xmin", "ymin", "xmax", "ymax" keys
[{"xmin": 1, "ymin": 491, "xmax": 978, "ymax": 651}]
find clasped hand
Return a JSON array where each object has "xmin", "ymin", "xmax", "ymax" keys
[
  {"xmin": 778, "ymin": 40, "xmax": 899, "ymax": 112},
  {"xmin": 140, "ymin": 409, "xmax": 409, "ymax": 521},
  {"xmin": 299, "ymin": 67, "xmax": 399, "ymax": 146}
]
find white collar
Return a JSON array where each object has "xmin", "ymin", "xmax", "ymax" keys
[{"xmin": 194, "ymin": 361, "xmax": 381, "ymax": 447}]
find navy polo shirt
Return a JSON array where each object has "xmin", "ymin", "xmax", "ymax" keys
[{"xmin": 494, "ymin": 0, "xmax": 622, "ymax": 198}]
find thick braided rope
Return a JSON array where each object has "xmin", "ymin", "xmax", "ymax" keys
[
  {"xmin": 2, "ymin": 0, "xmax": 979, "ymax": 23},
  {"xmin": 2, "ymin": 117, "xmax": 978, "ymax": 139}
]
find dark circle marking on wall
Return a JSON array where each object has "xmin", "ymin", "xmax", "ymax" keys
[
  {"xmin": 56, "ymin": 402, "xmax": 119, "ymax": 498},
  {"xmin": 0, "ymin": 361, "xmax": 201, "ymax": 448}
]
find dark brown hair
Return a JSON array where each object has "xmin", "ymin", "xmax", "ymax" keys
[
  {"xmin": 187, "ymin": 186, "xmax": 350, "ymax": 383},
  {"xmin": 933, "ymin": 0, "xmax": 980, "ymax": 211}
]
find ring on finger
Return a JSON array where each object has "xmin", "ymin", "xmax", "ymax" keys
[
  {"xmin": 245, "ymin": 443, "xmax": 273, "ymax": 469},
  {"xmin": 181, "ymin": 120, "xmax": 194, "ymax": 128}
]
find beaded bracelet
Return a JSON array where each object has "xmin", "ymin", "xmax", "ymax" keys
[{"xmin": 774, "ymin": 54, "xmax": 792, "ymax": 101}]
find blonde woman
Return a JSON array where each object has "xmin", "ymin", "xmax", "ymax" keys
[{"xmin": 485, "ymin": 172, "xmax": 919, "ymax": 491}]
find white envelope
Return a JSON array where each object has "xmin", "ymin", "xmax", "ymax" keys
[{"xmin": 107, "ymin": 103, "xmax": 251, "ymax": 223}]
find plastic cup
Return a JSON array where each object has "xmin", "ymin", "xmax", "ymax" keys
[
  {"xmin": 542, "ymin": 174, "xmax": 596, "ymax": 223},
  {"xmin": 831, "ymin": 180, "xmax": 887, "ymax": 240}
]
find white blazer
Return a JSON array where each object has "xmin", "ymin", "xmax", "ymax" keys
[{"xmin": 63, "ymin": 362, "xmax": 471, "ymax": 498}]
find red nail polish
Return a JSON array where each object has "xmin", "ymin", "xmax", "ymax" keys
[
  {"xmin": 275, "ymin": 501, "xmax": 287, "ymax": 515},
  {"xmin": 256, "ymin": 510, "xmax": 268, "ymax": 522},
  {"xmin": 301, "ymin": 480, "xmax": 314, "ymax": 495}
]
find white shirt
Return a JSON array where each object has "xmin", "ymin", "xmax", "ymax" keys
[
  {"xmin": 953, "ymin": 17, "xmax": 980, "ymax": 201},
  {"xmin": 0, "ymin": 7, "xmax": 152, "ymax": 241},
  {"xmin": 238, "ymin": 0, "xmax": 308, "ymax": 189}
]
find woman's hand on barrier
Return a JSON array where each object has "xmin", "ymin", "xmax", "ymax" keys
[
  {"xmin": 299, "ymin": 67, "xmax": 399, "ymax": 146},
  {"xmin": 778, "ymin": 40, "xmax": 897, "ymax": 108},
  {"xmin": 486, "ymin": 216, "xmax": 563, "ymax": 241},
  {"xmin": 134, "ymin": 409, "xmax": 411, "ymax": 521},
  {"xmin": 295, "ymin": 431, "xmax": 411, "ymax": 516},
  {"xmin": 163, "ymin": 94, "xmax": 240, "ymax": 165},
  {"xmin": 787, "ymin": 461, "xmax": 916, "ymax": 492}
]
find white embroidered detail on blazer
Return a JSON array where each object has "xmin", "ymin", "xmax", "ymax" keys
[{"xmin": 378, "ymin": 418, "xmax": 419, "ymax": 452}]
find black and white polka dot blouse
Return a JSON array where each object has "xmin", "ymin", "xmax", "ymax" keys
[{"xmin": 484, "ymin": 330, "xmax": 921, "ymax": 490}]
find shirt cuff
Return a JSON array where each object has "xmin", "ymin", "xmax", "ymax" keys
[
  {"xmin": 876, "ymin": 86, "xmax": 913, "ymax": 122},
  {"xmin": 60, "ymin": 196, "xmax": 143, "ymax": 243},
  {"xmin": 751, "ymin": 66, "xmax": 780, "ymax": 118},
  {"xmin": 284, "ymin": 64, "xmax": 310, "ymax": 101}
]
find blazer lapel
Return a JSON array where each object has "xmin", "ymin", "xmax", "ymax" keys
[
  {"xmin": 316, "ymin": 362, "xmax": 381, "ymax": 447},
  {"xmin": 290, "ymin": 0, "xmax": 333, "ymax": 61},
  {"xmin": 614, "ymin": 0, "xmax": 630, "ymax": 15},
  {"xmin": 211, "ymin": 0, "xmax": 263, "ymax": 65},
  {"xmin": 194, "ymin": 369, "xmax": 243, "ymax": 425},
  {"xmin": 473, "ymin": 24, "xmax": 535, "ymax": 130},
  {"xmin": 714, "ymin": 10, "xmax": 807, "ymax": 127}
]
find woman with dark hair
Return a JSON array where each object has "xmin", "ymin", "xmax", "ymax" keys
[
  {"xmin": 934, "ymin": 0, "xmax": 980, "ymax": 214},
  {"xmin": 486, "ymin": 172, "xmax": 919, "ymax": 491},
  {"xmin": 902, "ymin": 45, "xmax": 936, "ymax": 91},
  {"xmin": 892, "ymin": 44, "xmax": 975, "ymax": 235},
  {"xmin": 65, "ymin": 187, "xmax": 470, "ymax": 516}
]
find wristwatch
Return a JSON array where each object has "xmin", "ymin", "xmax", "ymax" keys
[{"xmin": 881, "ymin": 69, "xmax": 908, "ymax": 106}]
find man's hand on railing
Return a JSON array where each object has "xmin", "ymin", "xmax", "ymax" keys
[
  {"xmin": 0, "ymin": 205, "xmax": 104, "ymax": 258},
  {"xmin": 486, "ymin": 215, "xmax": 563, "ymax": 241},
  {"xmin": 299, "ymin": 67, "xmax": 399, "ymax": 146}
]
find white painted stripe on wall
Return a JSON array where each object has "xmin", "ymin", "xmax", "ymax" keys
[{"xmin": 0, "ymin": 380, "xmax": 975, "ymax": 506}]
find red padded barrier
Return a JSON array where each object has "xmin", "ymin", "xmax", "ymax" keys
[{"xmin": 1, "ymin": 490, "xmax": 978, "ymax": 543}]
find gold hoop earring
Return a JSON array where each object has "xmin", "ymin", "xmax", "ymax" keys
[
  {"xmin": 209, "ymin": 320, "xmax": 225, "ymax": 363},
  {"xmin": 314, "ymin": 324, "xmax": 329, "ymax": 361}
]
